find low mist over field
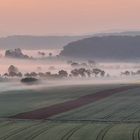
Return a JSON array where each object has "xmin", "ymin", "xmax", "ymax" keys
[
  {"xmin": 1, "ymin": 33, "xmax": 140, "ymax": 90},
  {"xmin": 0, "ymin": 49, "xmax": 140, "ymax": 74},
  {"xmin": 0, "ymin": 47, "xmax": 140, "ymax": 92}
]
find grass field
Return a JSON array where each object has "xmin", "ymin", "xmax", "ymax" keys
[
  {"xmin": 52, "ymin": 87, "xmax": 140, "ymax": 122},
  {"xmin": 0, "ymin": 83, "xmax": 140, "ymax": 139},
  {"xmin": 0, "ymin": 120, "xmax": 139, "ymax": 140},
  {"xmin": 0, "ymin": 84, "xmax": 120, "ymax": 117}
]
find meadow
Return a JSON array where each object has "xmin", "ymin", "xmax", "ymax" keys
[
  {"xmin": 0, "ymin": 120, "xmax": 139, "ymax": 140},
  {"xmin": 0, "ymin": 82, "xmax": 140, "ymax": 140},
  {"xmin": 0, "ymin": 84, "xmax": 119, "ymax": 117}
]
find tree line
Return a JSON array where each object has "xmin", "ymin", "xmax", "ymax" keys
[{"xmin": 2, "ymin": 65, "xmax": 106, "ymax": 79}]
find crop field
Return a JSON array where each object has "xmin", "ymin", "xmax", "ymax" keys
[
  {"xmin": 0, "ymin": 120, "xmax": 140, "ymax": 140},
  {"xmin": 0, "ymin": 83, "xmax": 140, "ymax": 139},
  {"xmin": 51, "ymin": 87, "xmax": 140, "ymax": 122},
  {"xmin": 0, "ymin": 84, "xmax": 120, "ymax": 117}
]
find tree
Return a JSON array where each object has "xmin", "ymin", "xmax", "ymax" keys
[
  {"xmin": 3, "ymin": 73, "xmax": 9, "ymax": 77},
  {"xmin": 100, "ymin": 70, "xmax": 105, "ymax": 77},
  {"xmin": 71, "ymin": 68, "xmax": 88, "ymax": 77},
  {"xmin": 121, "ymin": 71, "xmax": 130, "ymax": 76},
  {"xmin": 21, "ymin": 77, "xmax": 38, "ymax": 83},
  {"xmin": 30, "ymin": 72, "xmax": 38, "ymax": 77},
  {"xmin": 58, "ymin": 70, "xmax": 68, "ymax": 78},
  {"xmin": 8, "ymin": 65, "xmax": 19, "ymax": 77},
  {"xmin": 92, "ymin": 68, "xmax": 100, "ymax": 77},
  {"xmin": 49, "ymin": 53, "xmax": 52, "ymax": 57},
  {"xmin": 71, "ymin": 62, "xmax": 79, "ymax": 67},
  {"xmin": 16, "ymin": 72, "xmax": 23, "ymax": 77},
  {"xmin": 24, "ymin": 73, "xmax": 31, "ymax": 77},
  {"xmin": 85, "ymin": 69, "xmax": 92, "ymax": 77},
  {"xmin": 45, "ymin": 72, "xmax": 51, "ymax": 78},
  {"xmin": 71, "ymin": 69, "xmax": 79, "ymax": 77},
  {"xmin": 5, "ymin": 48, "xmax": 29, "ymax": 59},
  {"xmin": 8, "ymin": 65, "xmax": 18, "ymax": 73},
  {"xmin": 38, "ymin": 51, "xmax": 46, "ymax": 57},
  {"xmin": 38, "ymin": 72, "xmax": 45, "ymax": 78},
  {"xmin": 92, "ymin": 68, "xmax": 105, "ymax": 77},
  {"xmin": 78, "ymin": 68, "xmax": 86, "ymax": 77},
  {"xmin": 136, "ymin": 70, "xmax": 140, "ymax": 75}
]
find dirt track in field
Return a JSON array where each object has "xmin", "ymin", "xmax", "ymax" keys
[{"xmin": 10, "ymin": 85, "xmax": 139, "ymax": 120}]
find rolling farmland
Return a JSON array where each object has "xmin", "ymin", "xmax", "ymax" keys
[
  {"xmin": 0, "ymin": 83, "xmax": 140, "ymax": 139},
  {"xmin": 0, "ymin": 121, "xmax": 139, "ymax": 140},
  {"xmin": 0, "ymin": 84, "xmax": 118, "ymax": 117},
  {"xmin": 52, "ymin": 86, "xmax": 140, "ymax": 122}
]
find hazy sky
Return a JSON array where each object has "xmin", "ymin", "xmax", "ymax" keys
[{"xmin": 0, "ymin": 0, "xmax": 140, "ymax": 36}]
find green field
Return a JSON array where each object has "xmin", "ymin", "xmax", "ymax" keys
[
  {"xmin": 0, "ymin": 83, "xmax": 140, "ymax": 140},
  {"xmin": 0, "ymin": 84, "xmax": 119, "ymax": 117},
  {"xmin": 52, "ymin": 87, "xmax": 140, "ymax": 122},
  {"xmin": 0, "ymin": 120, "xmax": 139, "ymax": 140}
]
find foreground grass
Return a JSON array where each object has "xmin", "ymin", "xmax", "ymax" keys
[{"xmin": 0, "ymin": 120, "xmax": 138, "ymax": 140}]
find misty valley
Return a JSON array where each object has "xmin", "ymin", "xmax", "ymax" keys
[
  {"xmin": 1, "ymin": 34, "xmax": 140, "ymax": 140},
  {"xmin": 0, "ymin": 47, "xmax": 140, "ymax": 85},
  {"xmin": 1, "ymin": 1, "xmax": 140, "ymax": 139}
]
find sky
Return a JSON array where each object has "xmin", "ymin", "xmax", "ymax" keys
[{"xmin": 0, "ymin": 0, "xmax": 140, "ymax": 36}]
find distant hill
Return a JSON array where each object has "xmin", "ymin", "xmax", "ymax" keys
[
  {"xmin": 60, "ymin": 36, "xmax": 140, "ymax": 61},
  {"xmin": 0, "ymin": 35, "xmax": 90, "ymax": 50},
  {"xmin": 93, "ymin": 31, "xmax": 140, "ymax": 36},
  {"xmin": 1, "ymin": 31, "xmax": 140, "ymax": 50}
]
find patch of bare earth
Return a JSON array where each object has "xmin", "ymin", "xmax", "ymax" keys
[{"xmin": 10, "ymin": 85, "xmax": 139, "ymax": 120}]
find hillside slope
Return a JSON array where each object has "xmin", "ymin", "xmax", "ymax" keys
[{"xmin": 60, "ymin": 36, "xmax": 140, "ymax": 60}]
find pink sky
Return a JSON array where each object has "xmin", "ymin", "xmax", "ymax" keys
[{"xmin": 0, "ymin": 0, "xmax": 140, "ymax": 36}]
